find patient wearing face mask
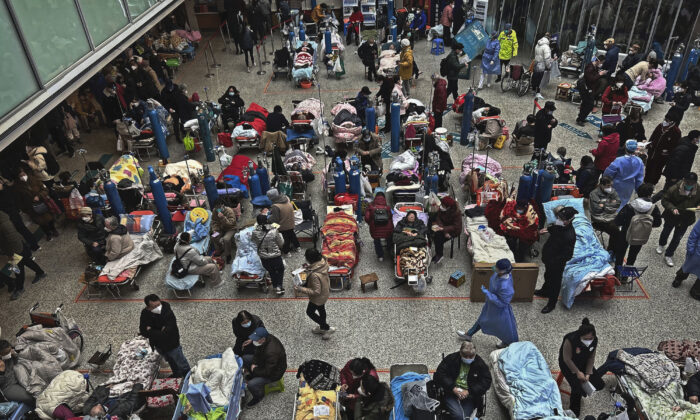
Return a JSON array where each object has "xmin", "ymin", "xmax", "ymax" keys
[{"xmin": 559, "ymin": 317, "xmax": 599, "ymax": 416}]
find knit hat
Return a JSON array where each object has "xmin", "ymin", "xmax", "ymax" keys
[
  {"xmin": 685, "ymin": 172, "xmax": 698, "ymax": 184},
  {"xmin": 80, "ymin": 207, "xmax": 92, "ymax": 216},
  {"xmin": 625, "ymin": 139, "xmax": 638, "ymax": 152},
  {"xmin": 688, "ymin": 130, "xmax": 700, "ymax": 140},
  {"xmin": 440, "ymin": 196, "xmax": 457, "ymax": 208},
  {"xmin": 557, "ymin": 206, "xmax": 578, "ymax": 221},
  {"xmin": 401, "ymin": 38, "xmax": 410, "ymax": 48},
  {"xmin": 266, "ymin": 188, "xmax": 280, "ymax": 201}
]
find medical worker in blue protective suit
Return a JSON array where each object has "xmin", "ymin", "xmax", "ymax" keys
[
  {"xmin": 456, "ymin": 259, "xmax": 518, "ymax": 347},
  {"xmin": 478, "ymin": 32, "xmax": 501, "ymax": 89},
  {"xmin": 603, "ymin": 139, "xmax": 645, "ymax": 209}
]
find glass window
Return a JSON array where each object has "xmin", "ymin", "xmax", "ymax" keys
[
  {"xmin": 128, "ymin": 0, "xmax": 158, "ymax": 18},
  {"xmin": 0, "ymin": 3, "xmax": 39, "ymax": 118},
  {"xmin": 10, "ymin": 0, "xmax": 91, "ymax": 83},
  {"xmin": 79, "ymin": 0, "xmax": 129, "ymax": 46}
]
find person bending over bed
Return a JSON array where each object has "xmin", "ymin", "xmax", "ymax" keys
[
  {"xmin": 82, "ymin": 383, "xmax": 144, "ymax": 419},
  {"xmin": 339, "ymin": 357, "xmax": 379, "ymax": 415},
  {"xmin": 434, "ymin": 341, "xmax": 492, "ymax": 420},
  {"xmin": 392, "ymin": 210, "xmax": 428, "ymax": 252},
  {"xmin": 354, "ymin": 375, "xmax": 394, "ymax": 420},
  {"xmin": 0, "ymin": 340, "xmax": 34, "ymax": 406},
  {"xmin": 139, "ymin": 294, "xmax": 191, "ymax": 378},
  {"xmin": 431, "ymin": 196, "xmax": 462, "ymax": 264},
  {"xmin": 104, "ymin": 216, "xmax": 134, "ymax": 262},
  {"xmin": 559, "ymin": 318, "xmax": 598, "ymax": 417},
  {"xmin": 232, "ymin": 310, "xmax": 265, "ymax": 357},
  {"xmin": 499, "ymin": 199, "xmax": 539, "ymax": 262},
  {"xmin": 174, "ymin": 232, "xmax": 224, "ymax": 288}
]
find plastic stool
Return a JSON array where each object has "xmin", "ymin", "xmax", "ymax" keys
[
  {"xmin": 264, "ymin": 378, "xmax": 285, "ymax": 395},
  {"xmin": 431, "ymin": 38, "xmax": 445, "ymax": 55}
]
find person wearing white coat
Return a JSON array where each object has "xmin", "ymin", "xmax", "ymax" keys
[{"xmin": 532, "ymin": 36, "xmax": 551, "ymax": 94}]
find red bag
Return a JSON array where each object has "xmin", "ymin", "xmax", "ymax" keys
[
  {"xmin": 217, "ymin": 132, "xmax": 233, "ymax": 147},
  {"xmin": 334, "ymin": 193, "xmax": 359, "ymax": 211},
  {"xmin": 45, "ymin": 197, "xmax": 62, "ymax": 215}
]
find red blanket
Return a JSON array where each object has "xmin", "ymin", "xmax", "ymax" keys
[
  {"xmin": 321, "ymin": 212, "xmax": 358, "ymax": 268},
  {"xmin": 216, "ymin": 154, "xmax": 257, "ymax": 184},
  {"xmin": 236, "ymin": 103, "xmax": 269, "ymax": 135}
]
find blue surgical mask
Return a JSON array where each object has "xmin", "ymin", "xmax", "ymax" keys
[
  {"xmin": 461, "ymin": 357, "xmax": 474, "ymax": 364},
  {"xmin": 241, "ymin": 321, "xmax": 252, "ymax": 328},
  {"xmin": 229, "ymin": 91, "xmax": 235, "ymax": 96},
  {"xmin": 685, "ymin": 184, "xmax": 694, "ymax": 191}
]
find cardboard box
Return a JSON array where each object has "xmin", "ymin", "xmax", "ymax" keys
[
  {"xmin": 449, "ymin": 270, "xmax": 466, "ymax": 288},
  {"xmin": 470, "ymin": 262, "xmax": 539, "ymax": 302}
]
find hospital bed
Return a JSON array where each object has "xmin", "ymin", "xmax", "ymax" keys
[
  {"xmin": 393, "ymin": 203, "xmax": 432, "ymax": 292},
  {"xmin": 321, "ymin": 210, "xmax": 359, "ymax": 291},
  {"xmin": 165, "ymin": 208, "xmax": 213, "ymax": 298},
  {"xmin": 292, "ymin": 40, "xmax": 319, "ymax": 86},
  {"xmin": 463, "ymin": 214, "xmax": 515, "ymax": 265},
  {"xmin": 233, "ymin": 103, "xmax": 269, "ymax": 150},
  {"xmin": 231, "ymin": 226, "xmax": 270, "ymax": 293}
]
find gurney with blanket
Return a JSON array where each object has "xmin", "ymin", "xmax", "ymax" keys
[
  {"xmin": 330, "ymin": 102, "xmax": 362, "ymax": 147},
  {"xmin": 292, "ymin": 40, "xmax": 319, "ymax": 87},
  {"xmin": 293, "ymin": 359, "xmax": 342, "ymax": 419},
  {"xmin": 392, "ymin": 202, "xmax": 432, "ymax": 292},
  {"xmin": 231, "ymin": 225, "xmax": 271, "ymax": 293},
  {"xmin": 233, "ymin": 103, "xmax": 269, "ymax": 150},
  {"xmin": 321, "ymin": 210, "xmax": 359, "ymax": 291},
  {"xmin": 165, "ymin": 208, "xmax": 213, "ymax": 297}
]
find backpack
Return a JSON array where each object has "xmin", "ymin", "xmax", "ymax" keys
[
  {"xmin": 626, "ymin": 208, "xmax": 654, "ymax": 245},
  {"xmin": 374, "ymin": 207, "xmax": 389, "ymax": 225},
  {"xmin": 39, "ymin": 151, "xmax": 60, "ymax": 176},
  {"xmin": 440, "ymin": 57, "xmax": 449, "ymax": 77},
  {"xmin": 171, "ymin": 248, "xmax": 193, "ymax": 278}
]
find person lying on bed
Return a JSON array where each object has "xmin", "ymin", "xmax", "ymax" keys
[
  {"xmin": 82, "ymin": 383, "xmax": 144, "ymax": 419},
  {"xmin": 296, "ymin": 40, "xmax": 315, "ymax": 56},
  {"xmin": 393, "ymin": 211, "xmax": 428, "ymax": 252},
  {"xmin": 104, "ymin": 216, "xmax": 135, "ymax": 262},
  {"xmin": 0, "ymin": 340, "xmax": 34, "ymax": 406}
]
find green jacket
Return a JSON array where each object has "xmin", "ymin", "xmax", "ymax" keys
[
  {"xmin": 498, "ymin": 30, "xmax": 518, "ymax": 60},
  {"xmin": 444, "ymin": 51, "xmax": 463, "ymax": 80},
  {"xmin": 354, "ymin": 383, "xmax": 394, "ymax": 420},
  {"xmin": 661, "ymin": 181, "xmax": 700, "ymax": 227}
]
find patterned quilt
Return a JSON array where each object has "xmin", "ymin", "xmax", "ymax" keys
[
  {"xmin": 103, "ymin": 336, "xmax": 161, "ymax": 397},
  {"xmin": 321, "ymin": 212, "xmax": 358, "ymax": 268},
  {"xmin": 110, "ymin": 155, "xmax": 143, "ymax": 186},
  {"xmin": 624, "ymin": 375, "xmax": 700, "ymax": 419}
]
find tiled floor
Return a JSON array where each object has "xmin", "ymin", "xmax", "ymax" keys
[{"xmin": 2, "ymin": 31, "xmax": 700, "ymax": 419}]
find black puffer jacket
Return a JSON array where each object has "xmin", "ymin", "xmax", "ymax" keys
[
  {"xmin": 219, "ymin": 86, "xmax": 245, "ymax": 123},
  {"xmin": 82, "ymin": 384, "xmax": 144, "ymax": 417},
  {"xmin": 663, "ymin": 136, "xmax": 699, "ymax": 181},
  {"xmin": 77, "ymin": 214, "xmax": 107, "ymax": 248},
  {"xmin": 541, "ymin": 223, "xmax": 576, "ymax": 265},
  {"xmin": 231, "ymin": 313, "xmax": 264, "ymax": 355},
  {"xmin": 139, "ymin": 301, "xmax": 181, "ymax": 353},
  {"xmin": 434, "ymin": 353, "xmax": 492, "ymax": 398}
]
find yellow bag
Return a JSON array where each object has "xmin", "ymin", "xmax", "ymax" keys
[{"xmin": 493, "ymin": 134, "xmax": 507, "ymax": 149}]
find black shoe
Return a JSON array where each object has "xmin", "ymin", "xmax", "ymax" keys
[
  {"xmin": 541, "ymin": 304, "xmax": 555, "ymax": 314},
  {"xmin": 672, "ymin": 279, "xmax": 683, "ymax": 288},
  {"xmin": 576, "ymin": 120, "xmax": 586, "ymax": 127},
  {"xmin": 31, "ymin": 245, "xmax": 40, "ymax": 252},
  {"xmin": 534, "ymin": 288, "xmax": 547, "ymax": 297},
  {"xmin": 495, "ymin": 76, "xmax": 502, "ymax": 83},
  {"xmin": 246, "ymin": 397, "xmax": 262, "ymax": 408},
  {"xmin": 33, "ymin": 272, "xmax": 46, "ymax": 284}
]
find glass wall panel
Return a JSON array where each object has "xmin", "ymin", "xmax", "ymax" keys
[
  {"xmin": 128, "ymin": 0, "xmax": 158, "ymax": 18},
  {"xmin": 79, "ymin": 0, "xmax": 129, "ymax": 46},
  {"xmin": 10, "ymin": 0, "xmax": 90, "ymax": 83},
  {"xmin": 0, "ymin": 3, "xmax": 39, "ymax": 118}
]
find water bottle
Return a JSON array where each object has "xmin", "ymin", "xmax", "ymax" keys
[{"xmin": 10, "ymin": 264, "xmax": 20, "ymax": 274}]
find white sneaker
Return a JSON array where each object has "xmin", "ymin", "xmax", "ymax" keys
[
  {"xmin": 312, "ymin": 326, "xmax": 324, "ymax": 334},
  {"xmin": 656, "ymin": 245, "xmax": 665, "ymax": 254},
  {"xmin": 487, "ymin": 83, "xmax": 492, "ymax": 88},
  {"xmin": 322, "ymin": 327, "xmax": 336, "ymax": 340},
  {"xmin": 456, "ymin": 330, "xmax": 472, "ymax": 341},
  {"xmin": 274, "ymin": 287, "xmax": 284, "ymax": 295},
  {"xmin": 665, "ymin": 256, "xmax": 674, "ymax": 267},
  {"xmin": 378, "ymin": 257, "xmax": 384, "ymax": 262}
]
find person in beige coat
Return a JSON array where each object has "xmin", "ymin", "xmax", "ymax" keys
[
  {"xmin": 623, "ymin": 60, "xmax": 657, "ymax": 89},
  {"xmin": 173, "ymin": 232, "xmax": 224, "ymax": 287},
  {"xmin": 294, "ymin": 248, "xmax": 335, "ymax": 340},
  {"xmin": 104, "ymin": 217, "xmax": 135, "ymax": 261},
  {"xmin": 211, "ymin": 199, "xmax": 237, "ymax": 263},
  {"xmin": 23, "ymin": 145, "xmax": 52, "ymax": 183},
  {"xmin": 265, "ymin": 188, "xmax": 299, "ymax": 253}
]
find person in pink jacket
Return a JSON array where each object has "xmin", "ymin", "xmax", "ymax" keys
[
  {"xmin": 637, "ymin": 68, "xmax": 666, "ymax": 99},
  {"xmin": 590, "ymin": 125, "xmax": 620, "ymax": 174}
]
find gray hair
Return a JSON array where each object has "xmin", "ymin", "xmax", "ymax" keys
[
  {"xmin": 105, "ymin": 216, "xmax": 119, "ymax": 228},
  {"xmin": 460, "ymin": 341, "xmax": 476, "ymax": 354}
]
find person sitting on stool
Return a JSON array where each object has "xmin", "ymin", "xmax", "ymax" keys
[{"xmin": 242, "ymin": 327, "xmax": 287, "ymax": 407}]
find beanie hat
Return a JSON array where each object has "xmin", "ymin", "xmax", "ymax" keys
[
  {"xmin": 401, "ymin": 39, "xmax": 410, "ymax": 47},
  {"xmin": 80, "ymin": 207, "xmax": 92, "ymax": 216}
]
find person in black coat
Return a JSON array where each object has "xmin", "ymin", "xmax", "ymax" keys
[
  {"xmin": 241, "ymin": 25, "xmax": 257, "ymax": 71},
  {"xmin": 219, "ymin": 85, "xmax": 245, "ymax": 128},
  {"xmin": 0, "ymin": 180, "xmax": 40, "ymax": 251},
  {"xmin": 534, "ymin": 101, "xmax": 558, "ymax": 151},
  {"xmin": 615, "ymin": 107, "xmax": 646, "ymax": 156},
  {"xmin": 376, "ymin": 76, "xmax": 396, "ymax": 133},
  {"xmin": 663, "ymin": 131, "xmax": 700, "ymax": 192},
  {"xmin": 536, "ymin": 206, "xmax": 577, "ymax": 313},
  {"xmin": 266, "ymin": 105, "xmax": 290, "ymax": 133},
  {"xmin": 77, "ymin": 208, "xmax": 107, "ymax": 265},
  {"xmin": 559, "ymin": 318, "xmax": 598, "ymax": 416},
  {"xmin": 139, "ymin": 294, "xmax": 191, "ymax": 378},
  {"xmin": 434, "ymin": 341, "xmax": 492, "ymax": 419},
  {"xmin": 614, "ymin": 183, "xmax": 662, "ymax": 270},
  {"xmin": 575, "ymin": 156, "xmax": 599, "ymax": 198},
  {"xmin": 619, "ymin": 43, "xmax": 642, "ymax": 72},
  {"xmin": 231, "ymin": 310, "xmax": 265, "ymax": 356},
  {"xmin": 686, "ymin": 371, "xmax": 700, "ymax": 405},
  {"xmin": 160, "ymin": 80, "xmax": 196, "ymax": 141},
  {"xmin": 358, "ymin": 39, "xmax": 379, "ymax": 81},
  {"xmin": 82, "ymin": 383, "xmax": 144, "ymax": 418}
]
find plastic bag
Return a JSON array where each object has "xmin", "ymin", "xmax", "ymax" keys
[
  {"xmin": 401, "ymin": 380, "xmax": 439, "ymax": 415},
  {"xmin": 183, "ymin": 134, "xmax": 195, "ymax": 151},
  {"xmin": 117, "ymin": 135, "xmax": 124, "ymax": 152},
  {"xmin": 549, "ymin": 61, "xmax": 561, "ymax": 79}
]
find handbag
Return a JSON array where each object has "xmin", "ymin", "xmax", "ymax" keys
[
  {"xmin": 292, "ymin": 201, "xmax": 304, "ymax": 224},
  {"xmin": 32, "ymin": 201, "xmax": 49, "ymax": 215},
  {"xmin": 45, "ymin": 197, "xmax": 62, "ymax": 215}
]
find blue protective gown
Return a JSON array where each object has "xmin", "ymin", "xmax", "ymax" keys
[
  {"xmin": 682, "ymin": 220, "xmax": 700, "ymax": 277},
  {"xmin": 477, "ymin": 272, "xmax": 518, "ymax": 344},
  {"xmin": 603, "ymin": 155, "xmax": 645, "ymax": 209},
  {"xmin": 481, "ymin": 39, "xmax": 501, "ymax": 75}
]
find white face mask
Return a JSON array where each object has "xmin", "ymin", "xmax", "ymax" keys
[
  {"xmin": 439, "ymin": 206, "xmax": 446, "ymax": 211},
  {"xmin": 241, "ymin": 321, "xmax": 252, "ymax": 328},
  {"xmin": 151, "ymin": 304, "xmax": 162, "ymax": 315},
  {"xmin": 82, "ymin": 217, "xmax": 92, "ymax": 222},
  {"xmin": 252, "ymin": 340, "xmax": 263, "ymax": 347},
  {"xmin": 662, "ymin": 120, "xmax": 672, "ymax": 127},
  {"xmin": 615, "ymin": 83, "xmax": 623, "ymax": 88},
  {"xmin": 581, "ymin": 339, "xmax": 594, "ymax": 347},
  {"xmin": 358, "ymin": 387, "xmax": 366, "ymax": 396},
  {"xmin": 603, "ymin": 187, "xmax": 613, "ymax": 193},
  {"xmin": 20, "ymin": 175, "xmax": 28, "ymax": 182},
  {"xmin": 555, "ymin": 219, "xmax": 565, "ymax": 226},
  {"xmin": 1, "ymin": 353, "xmax": 11, "ymax": 361}
]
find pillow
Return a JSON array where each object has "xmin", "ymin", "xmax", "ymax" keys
[
  {"xmin": 542, "ymin": 198, "xmax": 585, "ymax": 225},
  {"xmin": 119, "ymin": 214, "xmax": 156, "ymax": 233}
]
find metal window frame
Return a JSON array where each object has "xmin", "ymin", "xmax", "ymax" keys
[
  {"xmin": 73, "ymin": 0, "xmax": 95, "ymax": 51},
  {"xmin": 0, "ymin": 0, "xmax": 184, "ymax": 150}
]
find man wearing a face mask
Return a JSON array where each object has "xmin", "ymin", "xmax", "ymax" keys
[
  {"xmin": 619, "ymin": 44, "xmax": 642, "ymax": 72},
  {"xmin": 76, "ymin": 207, "xmax": 107, "ymax": 265},
  {"xmin": 645, "ymin": 112, "xmax": 682, "ymax": 185},
  {"xmin": 559, "ymin": 318, "xmax": 598, "ymax": 416},
  {"xmin": 139, "ymin": 294, "xmax": 190, "ymax": 378},
  {"xmin": 662, "ymin": 130, "xmax": 700, "ymax": 195},
  {"xmin": 658, "ymin": 173, "xmax": 700, "ymax": 267},
  {"xmin": 536, "ymin": 206, "xmax": 577, "ymax": 314},
  {"xmin": 434, "ymin": 341, "xmax": 492, "ymax": 419},
  {"xmin": 589, "ymin": 177, "xmax": 621, "ymax": 250},
  {"xmin": 534, "ymin": 101, "xmax": 557, "ymax": 151},
  {"xmin": 243, "ymin": 327, "xmax": 287, "ymax": 407},
  {"xmin": 0, "ymin": 340, "xmax": 34, "ymax": 405},
  {"xmin": 357, "ymin": 128, "xmax": 383, "ymax": 171},
  {"xmin": 457, "ymin": 259, "xmax": 518, "ymax": 348}
]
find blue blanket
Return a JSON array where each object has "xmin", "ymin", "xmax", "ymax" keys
[
  {"xmin": 390, "ymin": 372, "xmax": 430, "ymax": 420},
  {"xmin": 293, "ymin": 40, "xmax": 317, "ymax": 83},
  {"xmin": 561, "ymin": 215, "xmax": 612, "ymax": 308},
  {"xmin": 498, "ymin": 342, "xmax": 563, "ymax": 419},
  {"xmin": 286, "ymin": 128, "xmax": 315, "ymax": 142},
  {"xmin": 230, "ymin": 227, "xmax": 265, "ymax": 277}
]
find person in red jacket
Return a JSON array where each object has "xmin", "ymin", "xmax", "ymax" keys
[
  {"xmin": 601, "ymin": 74, "xmax": 628, "ymax": 114},
  {"xmin": 432, "ymin": 74, "xmax": 448, "ymax": 129},
  {"xmin": 364, "ymin": 190, "xmax": 393, "ymax": 261},
  {"xmin": 431, "ymin": 196, "xmax": 462, "ymax": 264},
  {"xmin": 499, "ymin": 199, "xmax": 539, "ymax": 262},
  {"xmin": 347, "ymin": 6, "xmax": 364, "ymax": 45},
  {"xmin": 590, "ymin": 125, "xmax": 620, "ymax": 174},
  {"xmin": 339, "ymin": 357, "xmax": 379, "ymax": 414}
]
